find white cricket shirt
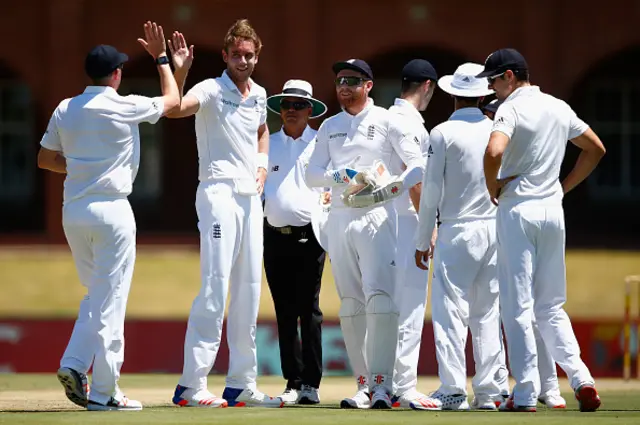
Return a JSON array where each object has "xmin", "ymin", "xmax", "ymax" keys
[
  {"xmin": 263, "ymin": 126, "xmax": 322, "ymax": 227},
  {"xmin": 388, "ymin": 98, "xmax": 430, "ymax": 216},
  {"xmin": 188, "ymin": 70, "xmax": 267, "ymax": 195},
  {"xmin": 415, "ymin": 107, "xmax": 495, "ymax": 251},
  {"xmin": 305, "ymin": 98, "xmax": 425, "ymax": 210},
  {"xmin": 39, "ymin": 86, "xmax": 164, "ymax": 205},
  {"xmin": 491, "ymin": 85, "xmax": 589, "ymax": 207}
]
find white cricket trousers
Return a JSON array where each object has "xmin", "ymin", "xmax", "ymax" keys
[
  {"xmin": 496, "ymin": 203, "xmax": 594, "ymax": 406},
  {"xmin": 179, "ymin": 181, "xmax": 263, "ymax": 391},
  {"xmin": 327, "ymin": 204, "xmax": 399, "ymax": 393},
  {"xmin": 393, "ymin": 213, "xmax": 429, "ymax": 396},
  {"xmin": 61, "ymin": 196, "xmax": 136, "ymax": 404},
  {"xmin": 431, "ymin": 219, "xmax": 502, "ymax": 398}
]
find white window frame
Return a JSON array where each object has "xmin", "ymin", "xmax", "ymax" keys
[
  {"xmin": 118, "ymin": 79, "xmax": 163, "ymax": 201},
  {"xmin": 0, "ymin": 82, "xmax": 34, "ymax": 202},
  {"xmin": 585, "ymin": 80, "xmax": 640, "ymax": 201}
]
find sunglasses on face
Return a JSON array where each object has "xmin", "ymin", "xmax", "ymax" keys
[
  {"xmin": 335, "ymin": 76, "xmax": 367, "ymax": 87},
  {"xmin": 280, "ymin": 100, "xmax": 311, "ymax": 111},
  {"xmin": 487, "ymin": 72, "xmax": 506, "ymax": 85}
]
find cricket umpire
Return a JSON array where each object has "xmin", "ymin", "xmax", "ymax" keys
[{"xmin": 263, "ymin": 80, "xmax": 328, "ymax": 405}]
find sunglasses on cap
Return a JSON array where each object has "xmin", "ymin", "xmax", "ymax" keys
[
  {"xmin": 280, "ymin": 99, "xmax": 311, "ymax": 110},
  {"xmin": 335, "ymin": 76, "xmax": 367, "ymax": 87}
]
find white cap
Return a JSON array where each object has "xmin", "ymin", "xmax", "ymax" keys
[{"xmin": 437, "ymin": 63, "xmax": 495, "ymax": 98}]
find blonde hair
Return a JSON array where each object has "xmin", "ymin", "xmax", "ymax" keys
[{"xmin": 223, "ymin": 19, "xmax": 263, "ymax": 55}]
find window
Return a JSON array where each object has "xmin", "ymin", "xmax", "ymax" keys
[
  {"xmin": 585, "ymin": 81, "xmax": 640, "ymax": 200},
  {"xmin": 118, "ymin": 79, "xmax": 163, "ymax": 201},
  {"xmin": 0, "ymin": 82, "xmax": 34, "ymax": 202}
]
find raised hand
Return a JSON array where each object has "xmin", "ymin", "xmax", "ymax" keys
[
  {"xmin": 168, "ymin": 31, "xmax": 194, "ymax": 71},
  {"xmin": 137, "ymin": 21, "xmax": 167, "ymax": 59}
]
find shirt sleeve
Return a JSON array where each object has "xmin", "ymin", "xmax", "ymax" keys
[
  {"xmin": 259, "ymin": 95, "xmax": 267, "ymax": 126},
  {"xmin": 388, "ymin": 115, "xmax": 426, "ymax": 177},
  {"xmin": 128, "ymin": 95, "xmax": 164, "ymax": 124},
  {"xmin": 415, "ymin": 128, "xmax": 445, "ymax": 251},
  {"xmin": 568, "ymin": 107, "xmax": 589, "ymax": 140},
  {"xmin": 40, "ymin": 105, "xmax": 63, "ymax": 151},
  {"xmin": 491, "ymin": 102, "xmax": 517, "ymax": 139},
  {"xmin": 305, "ymin": 122, "xmax": 334, "ymax": 187},
  {"xmin": 186, "ymin": 79, "xmax": 216, "ymax": 110}
]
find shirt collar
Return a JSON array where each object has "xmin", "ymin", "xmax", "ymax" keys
[
  {"xmin": 505, "ymin": 85, "xmax": 540, "ymax": 102},
  {"xmin": 281, "ymin": 125, "xmax": 315, "ymax": 143},
  {"xmin": 83, "ymin": 86, "xmax": 117, "ymax": 94},
  {"xmin": 449, "ymin": 107, "xmax": 485, "ymax": 121},
  {"xmin": 393, "ymin": 98, "xmax": 424, "ymax": 123},
  {"xmin": 220, "ymin": 70, "xmax": 255, "ymax": 96}
]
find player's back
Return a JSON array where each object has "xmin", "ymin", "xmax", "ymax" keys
[
  {"xmin": 494, "ymin": 86, "xmax": 586, "ymax": 206},
  {"xmin": 435, "ymin": 108, "xmax": 495, "ymax": 222},
  {"xmin": 55, "ymin": 87, "xmax": 162, "ymax": 204}
]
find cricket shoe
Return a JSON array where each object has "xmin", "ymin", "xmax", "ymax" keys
[
  {"xmin": 499, "ymin": 395, "xmax": 536, "ymax": 412},
  {"xmin": 574, "ymin": 383, "xmax": 601, "ymax": 412},
  {"xmin": 370, "ymin": 387, "xmax": 392, "ymax": 409},
  {"xmin": 494, "ymin": 392, "xmax": 509, "ymax": 408},
  {"xmin": 340, "ymin": 389, "xmax": 371, "ymax": 409},
  {"xmin": 87, "ymin": 394, "xmax": 142, "ymax": 411},
  {"xmin": 222, "ymin": 387, "xmax": 284, "ymax": 408},
  {"xmin": 297, "ymin": 385, "xmax": 320, "ymax": 405},
  {"xmin": 471, "ymin": 396, "xmax": 498, "ymax": 410},
  {"xmin": 57, "ymin": 367, "xmax": 88, "ymax": 408},
  {"xmin": 392, "ymin": 389, "xmax": 432, "ymax": 408},
  {"xmin": 410, "ymin": 391, "xmax": 469, "ymax": 411},
  {"xmin": 278, "ymin": 388, "xmax": 299, "ymax": 405},
  {"xmin": 538, "ymin": 392, "xmax": 566, "ymax": 409},
  {"xmin": 172, "ymin": 385, "xmax": 228, "ymax": 408}
]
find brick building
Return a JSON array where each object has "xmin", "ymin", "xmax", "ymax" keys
[{"xmin": 1, "ymin": 0, "xmax": 638, "ymax": 246}]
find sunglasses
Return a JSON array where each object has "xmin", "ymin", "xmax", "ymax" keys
[
  {"xmin": 280, "ymin": 100, "xmax": 311, "ymax": 111},
  {"xmin": 487, "ymin": 72, "xmax": 506, "ymax": 85},
  {"xmin": 335, "ymin": 76, "xmax": 367, "ymax": 87}
]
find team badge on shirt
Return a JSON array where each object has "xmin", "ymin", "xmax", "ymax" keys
[{"xmin": 367, "ymin": 125, "xmax": 375, "ymax": 140}]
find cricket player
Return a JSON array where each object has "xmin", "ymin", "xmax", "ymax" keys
[
  {"xmin": 484, "ymin": 97, "xmax": 568, "ymax": 410},
  {"xmin": 387, "ymin": 59, "xmax": 436, "ymax": 408},
  {"xmin": 38, "ymin": 22, "xmax": 180, "ymax": 411},
  {"xmin": 479, "ymin": 48, "xmax": 605, "ymax": 412},
  {"xmin": 166, "ymin": 21, "xmax": 282, "ymax": 408},
  {"xmin": 413, "ymin": 63, "xmax": 502, "ymax": 411},
  {"xmin": 305, "ymin": 59, "xmax": 425, "ymax": 409}
]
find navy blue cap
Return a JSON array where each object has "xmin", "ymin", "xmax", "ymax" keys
[
  {"xmin": 85, "ymin": 45, "xmax": 129, "ymax": 79},
  {"xmin": 483, "ymin": 99, "xmax": 503, "ymax": 114},
  {"xmin": 402, "ymin": 59, "xmax": 438, "ymax": 83},
  {"xmin": 476, "ymin": 48, "xmax": 528, "ymax": 78},
  {"xmin": 332, "ymin": 59, "xmax": 373, "ymax": 80}
]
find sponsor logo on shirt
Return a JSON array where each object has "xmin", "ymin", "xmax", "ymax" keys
[
  {"xmin": 413, "ymin": 136, "xmax": 420, "ymax": 145},
  {"xmin": 367, "ymin": 125, "xmax": 375, "ymax": 140},
  {"xmin": 271, "ymin": 165, "xmax": 279, "ymax": 172},
  {"xmin": 329, "ymin": 132, "xmax": 347, "ymax": 139},
  {"xmin": 221, "ymin": 98, "xmax": 240, "ymax": 108},
  {"xmin": 212, "ymin": 223, "xmax": 222, "ymax": 239},
  {"xmin": 495, "ymin": 117, "xmax": 505, "ymax": 125},
  {"xmin": 427, "ymin": 145, "xmax": 434, "ymax": 157}
]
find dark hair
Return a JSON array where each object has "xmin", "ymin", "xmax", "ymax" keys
[
  {"xmin": 453, "ymin": 96, "xmax": 481, "ymax": 106},
  {"xmin": 90, "ymin": 64, "xmax": 122, "ymax": 86},
  {"xmin": 512, "ymin": 68, "xmax": 529, "ymax": 82},
  {"xmin": 401, "ymin": 79, "xmax": 432, "ymax": 95}
]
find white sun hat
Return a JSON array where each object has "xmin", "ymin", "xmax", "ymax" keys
[
  {"xmin": 266, "ymin": 79, "xmax": 327, "ymax": 119},
  {"xmin": 437, "ymin": 62, "xmax": 495, "ymax": 98}
]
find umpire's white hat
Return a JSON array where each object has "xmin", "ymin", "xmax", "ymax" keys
[
  {"xmin": 267, "ymin": 80, "xmax": 327, "ymax": 119},
  {"xmin": 437, "ymin": 63, "xmax": 495, "ymax": 98}
]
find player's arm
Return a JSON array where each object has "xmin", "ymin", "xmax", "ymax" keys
[
  {"xmin": 165, "ymin": 31, "xmax": 200, "ymax": 118},
  {"xmin": 305, "ymin": 123, "xmax": 356, "ymax": 187},
  {"xmin": 562, "ymin": 116, "xmax": 606, "ymax": 194},
  {"xmin": 388, "ymin": 118, "xmax": 426, "ymax": 189},
  {"xmin": 37, "ymin": 106, "xmax": 66, "ymax": 174},
  {"xmin": 256, "ymin": 122, "xmax": 269, "ymax": 195},
  {"xmin": 484, "ymin": 104, "xmax": 517, "ymax": 205},
  {"xmin": 415, "ymin": 129, "xmax": 445, "ymax": 270},
  {"xmin": 408, "ymin": 132, "xmax": 430, "ymax": 212}
]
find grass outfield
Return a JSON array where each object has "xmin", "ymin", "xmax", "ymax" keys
[
  {"xmin": 0, "ymin": 247, "xmax": 639, "ymax": 319},
  {"xmin": 1, "ymin": 375, "xmax": 640, "ymax": 424}
]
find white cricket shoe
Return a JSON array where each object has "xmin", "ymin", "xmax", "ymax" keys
[
  {"xmin": 340, "ymin": 390, "xmax": 371, "ymax": 409},
  {"xmin": 87, "ymin": 394, "xmax": 142, "ymax": 411},
  {"xmin": 297, "ymin": 385, "xmax": 320, "ymax": 405},
  {"xmin": 57, "ymin": 367, "xmax": 88, "ymax": 408},
  {"xmin": 222, "ymin": 387, "xmax": 284, "ymax": 408},
  {"xmin": 471, "ymin": 395, "xmax": 498, "ymax": 410},
  {"xmin": 278, "ymin": 388, "xmax": 299, "ymax": 405},
  {"xmin": 370, "ymin": 387, "xmax": 392, "ymax": 409},
  {"xmin": 172, "ymin": 385, "xmax": 228, "ymax": 408},
  {"xmin": 410, "ymin": 391, "xmax": 469, "ymax": 411},
  {"xmin": 392, "ymin": 389, "xmax": 431, "ymax": 408},
  {"xmin": 538, "ymin": 392, "xmax": 566, "ymax": 409}
]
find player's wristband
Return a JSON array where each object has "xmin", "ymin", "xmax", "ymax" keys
[
  {"xmin": 155, "ymin": 55, "xmax": 170, "ymax": 66},
  {"xmin": 256, "ymin": 152, "xmax": 268, "ymax": 171}
]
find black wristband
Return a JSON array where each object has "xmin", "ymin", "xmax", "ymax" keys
[{"xmin": 156, "ymin": 55, "xmax": 170, "ymax": 66}]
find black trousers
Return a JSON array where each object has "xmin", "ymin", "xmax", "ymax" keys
[{"xmin": 263, "ymin": 219, "xmax": 325, "ymax": 389}]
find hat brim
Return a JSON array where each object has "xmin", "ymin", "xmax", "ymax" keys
[
  {"xmin": 266, "ymin": 94, "xmax": 328, "ymax": 119},
  {"xmin": 475, "ymin": 69, "xmax": 498, "ymax": 78},
  {"xmin": 118, "ymin": 52, "xmax": 129, "ymax": 66},
  {"xmin": 437, "ymin": 75, "xmax": 495, "ymax": 98},
  {"xmin": 332, "ymin": 62, "xmax": 372, "ymax": 79}
]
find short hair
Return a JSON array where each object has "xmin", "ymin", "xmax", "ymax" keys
[
  {"xmin": 453, "ymin": 96, "xmax": 481, "ymax": 105},
  {"xmin": 223, "ymin": 19, "xmax": 263, "ymax": 55},
  {"xmin": 401, "ymin": 79, "xmax": 431, "ymax": 95},
  {"xmin": 512, "ymin": 68, "xmax": 529, "ymax": 82}
]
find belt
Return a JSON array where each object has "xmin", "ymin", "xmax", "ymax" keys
[{"xmin": 265, "ymin": 219, "xmax": 311, "ymax": 238}]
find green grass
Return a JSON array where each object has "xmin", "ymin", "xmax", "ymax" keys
[
  {"xmin": 1, "ymin": 375, "xmax": 640, "ymax": 424},
  {"xmin": 1, "ymin": 248, "xmax": 639, "ymax": 319}
]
